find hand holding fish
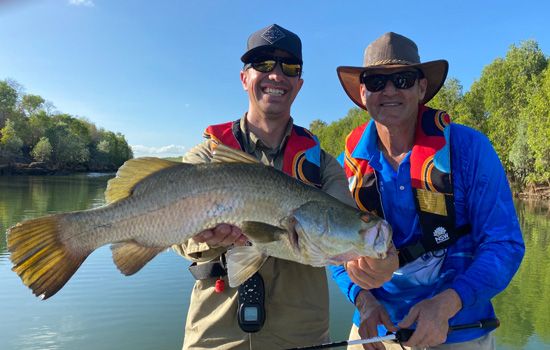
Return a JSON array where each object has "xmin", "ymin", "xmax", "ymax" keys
[
  {"xmin": 397, "ymin": 288, "xmax": 462, "ymax": 347},
  {"xmin": 356, "ymin": 290, "xmax": 397, "ymax": 350},
  {"xmin": 194, "ymin": 224, "xmax": 249, "ymax": 247},
  {"xmin": 345, "ymin": 244, "xmax": 398, "ymax": 289}
]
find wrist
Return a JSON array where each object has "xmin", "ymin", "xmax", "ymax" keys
[{"xmin": 434, "ymin": 288, "xmax": 463, "ymax": 319}]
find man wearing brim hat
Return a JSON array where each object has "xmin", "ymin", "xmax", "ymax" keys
[{"xmin": 330, "ymin": 32, "xmax": 524, "ymax": 350}]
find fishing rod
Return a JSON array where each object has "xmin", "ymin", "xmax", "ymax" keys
[{"xmin": 285, "ymin": 318, "xmax": 500, "ymax": 350}]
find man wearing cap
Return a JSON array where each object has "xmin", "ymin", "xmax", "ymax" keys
[
  {"xmin": 173, "ymin": 24, "xmax": 398, "ymax": 350},
  {"xmin": 330, "ymin": 32, "xmax": 524, "ymax": 349}
]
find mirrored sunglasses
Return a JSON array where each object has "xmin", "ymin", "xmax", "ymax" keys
[
  {"xmin": 245, "ymin": 57, "xmax": 302, "ymax": 77},
  {"xmin": 360, "ymin": 71, "xmax": 421, "ymax": 92}
]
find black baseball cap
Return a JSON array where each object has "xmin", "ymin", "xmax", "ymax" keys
[{"xmin": 241, "ymin": 24, "xmax": 302, "ymax": 64}]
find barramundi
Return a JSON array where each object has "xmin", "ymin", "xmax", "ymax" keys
[{"xmin": 7, "ymin": 143, "xmax": 392, "ymax": 299}]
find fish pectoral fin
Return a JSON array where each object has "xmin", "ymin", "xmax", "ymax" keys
[
  {"xmin": 111, "ymin": 241, "xmax": 165, "ymax": 275},
  {"xmin": 210, "ymin": 142, "xmax": 260, "ymax": 164},
  {"xmin": 241, "ymin": 221, "xmax": 287, "ymax": 243},
  {"xmin": 105, "ymin": 157, "xmax": 184, "ymax": 204},
  {"xmin": 225, "ymin": 246, "xmax": 268, "ymax": 288}
]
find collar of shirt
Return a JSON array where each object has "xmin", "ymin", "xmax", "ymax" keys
[
  {"xmin": 351, "ymin": 120, "xmax": 385, "ymax": 171},
  {"xmin": 238, "ymin": 114, "xmax": 294, "ymax": 165}
]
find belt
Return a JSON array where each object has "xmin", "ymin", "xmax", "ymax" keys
[{"xmin": 188, "ymin": 255, "xmax": 227, "ymax": 280}]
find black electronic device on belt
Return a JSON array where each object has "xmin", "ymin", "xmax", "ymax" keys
[{"xmin": 237, "ymin": 272, "xmax": 265, "ymax": 333}]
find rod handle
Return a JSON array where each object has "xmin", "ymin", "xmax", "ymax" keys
[
  {"xmin": 394, "ymin": 318, "xmax": 500, "ymax": 342},
  {"xmin": 451, "ymin": 318, "xmax": 500, "ymax": 331}
]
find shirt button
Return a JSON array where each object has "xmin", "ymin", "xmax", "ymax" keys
[{"xmin": 399, "ymin": 185, "xmax": 405, "ymax": 190}]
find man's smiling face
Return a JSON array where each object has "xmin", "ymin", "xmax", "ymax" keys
[{"xmin": 241, "ymin": 49, "xmax": 303, "ymax": 121}]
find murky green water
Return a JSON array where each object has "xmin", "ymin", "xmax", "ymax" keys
[{"xmin": 0, "ymin": 175, "xmax": 548, "ymax": 349}]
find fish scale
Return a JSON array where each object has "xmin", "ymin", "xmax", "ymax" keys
[{"xmin": 7, "ymin": 145, "xmax": 393, "ymax": 299}]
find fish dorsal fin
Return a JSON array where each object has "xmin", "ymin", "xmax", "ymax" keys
[
  {"xmin": 105, "ymin": 157, "xmax": 181, "ymax": 203},
  {"xmin": 225, "ymin": 246, "xmax": 268, "ymax": 287},
  {"xmin": 241, "ymin": 221, "xmax": 287, "ymax": 243},
  {"xmin": 111, "ymin": 240, "xmax": 165, "ymax": 275},
  {"xmin": 210, "ymin": 142, "xmax": 260, "ymax": 164}
]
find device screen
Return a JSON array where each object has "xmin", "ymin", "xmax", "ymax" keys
[{"xmin": 243, "ymin": 306, "xmax": 258, "ymax": 322}]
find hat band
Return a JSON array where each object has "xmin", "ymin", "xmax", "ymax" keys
[{"xmin": 366, "ymin": 58, "xmax": 416, "ymax": 67}]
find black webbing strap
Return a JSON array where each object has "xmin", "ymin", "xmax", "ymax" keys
[
  {"xmin": 188, "ymin": 255, "xmax": 227, "ymax": 280},
  {"xmin": 398, "ymin": 224, "xmax": 472, "ymax": 267}
]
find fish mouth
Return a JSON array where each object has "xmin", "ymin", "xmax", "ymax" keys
[{"xmin": 368, "ymin": 220, "xmax": 392, "ymax": 258}]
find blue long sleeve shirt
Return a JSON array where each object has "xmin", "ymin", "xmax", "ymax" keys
[{"xmin": 330, "ymin": 121, "xmax": 525, "ymax": 343}]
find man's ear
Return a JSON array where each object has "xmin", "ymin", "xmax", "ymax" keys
[
  {"xmin": 360, "ymin": 84, "xmax": 367, "ymax": 107},
  {"xmin": 240, "ymin": 70, "xmax": 248, "ymax": 91},
  {"xmin": 296, "ymin": 77, "xmax": 304, "ymax": 93},
  {"xmin": 418, "ymin": 78, "xmax": 428, "ymax": 102}
]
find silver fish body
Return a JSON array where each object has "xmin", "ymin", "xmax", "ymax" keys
[{"xmin": 8, "ymin": 145, "xmax": 392, "ymax": 298}]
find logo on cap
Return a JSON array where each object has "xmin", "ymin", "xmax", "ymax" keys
[{"xmin": 261, "ymin": 25, "xmax": 286, "ymax": 44}]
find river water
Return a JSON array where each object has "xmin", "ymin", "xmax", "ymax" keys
[{"xmin": 0, "ymin": 174, "xmax": 548, "ymax": 350}]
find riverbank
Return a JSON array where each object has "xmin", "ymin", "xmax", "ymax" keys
[
  {"xmin": 516, "ymin": 186, "xmax": 550, "ymax": 201},
  {"xmin": 0, "ymin": 162, "xmax": 117, "ymax": 176},
  {"xmin": 2, "ymin": 162, "xmax": 549, "ymax": 201}
]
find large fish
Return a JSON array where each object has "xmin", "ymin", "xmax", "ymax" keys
[{"xmin": 7, "ymin": 143, "xmax": 392, "ymax": 299}]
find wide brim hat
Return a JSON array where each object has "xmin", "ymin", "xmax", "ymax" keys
[{"xmin": 337, "ymin": 32, "xmax": 449, "ymax": 109}]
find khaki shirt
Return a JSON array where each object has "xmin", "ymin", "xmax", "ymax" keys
[{"xmin": 175, "ymin": 116, "xmax": 354, "ymax": 350}]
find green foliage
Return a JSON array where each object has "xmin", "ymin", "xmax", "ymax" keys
[
  {"xmin": 509, "ymin": 121, "xmax": 534, "ymax": 185},
  {"xmin": 21, "ymin": 94, "xmax": 45, "ymax": 116},
  {"xmin": 31, "ymin": 137, "xmax": 53, "ymax": 162},
  {"xmin": 471, "ymin": 41, "xmax": 548, "ymax": 172},
  {"xmin": 92, "ymin": 131, "xmax": 133, "ymax": 168},
  {"xmin": 0, "ymin": 80, "xmax": 18, "ymax": 129},
  {"xmin": 0, "ymin": 119, "xmax": 23, "ymax": 157},
  {"xmin": 524, "ymin": 66, "xmax": 550, "ymax": 184},
  {"xmin": 46, "ymin": 122, "xmax": 90, "ymax": 167},
  {"xmin": 310, "ymin": 107, "xmax": 369, "ymax": 157},
  {"xmin": 427, "ymin": 78, "xmax": 463, "ymax": 118},
  {"xmin": 0, "ymin": 78, "xmax": 133, "ymax": 171}
]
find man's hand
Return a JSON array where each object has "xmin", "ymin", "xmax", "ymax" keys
[
  {"xmin": 398, "ymin": 289, "xmax": 462, "ymax": 348},
  {"xmin": 355, "ymin": 290, "xmax": 397, "ymax": 350},
  {"xmin": 193, "ymin": 224, "xmax": 249, "ymax": 247},
  {"xmin": 346, "ymin": 245, "xmax": 398, "ymax": 289}
]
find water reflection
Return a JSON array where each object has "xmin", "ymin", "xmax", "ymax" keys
[
  {"xmin": 0, "ymin": 175, "xmax": 548, "ymax": 350},
  {"xmin": 493, "ymin": 200, "xmax": 550, "ymax": 350}
]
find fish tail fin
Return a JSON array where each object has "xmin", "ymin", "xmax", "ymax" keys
[{"xmin": 7, "ymin": 215, "xmax": 91, "ymax": 300}]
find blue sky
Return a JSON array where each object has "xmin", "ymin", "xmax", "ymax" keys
[{"xmin": 1, "ymin": 0, "xmax": 548, "ymax": 157}]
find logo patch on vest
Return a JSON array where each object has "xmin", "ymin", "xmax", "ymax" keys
[{"xmin": 433, "ymin": 226, "xmax": 449, "ymax": 244}]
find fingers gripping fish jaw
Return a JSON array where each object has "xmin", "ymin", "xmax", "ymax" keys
[{"xmin": 358, "ymin": 214, "xmax": 393, "ymax": 259}]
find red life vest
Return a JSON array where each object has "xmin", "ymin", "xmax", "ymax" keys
[
  {"xmin": 343, "ymin": 105, "xmax": 470, "ymax": 266},
  {"xmin": 204, "ymin": 120, "xmax": 322, "ymax": 188}
]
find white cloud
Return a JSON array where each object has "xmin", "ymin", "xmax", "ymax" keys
[
  {"xmin": 68, "ymin": 0, "xmax": 95, "ymax": 7},
  {"xmin": 131, "ymin": 145, "xmax": 186, "ymax": 158}
]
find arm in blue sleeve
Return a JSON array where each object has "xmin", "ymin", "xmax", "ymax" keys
[
  {"xmin": 450, "ymin": 127, "xmax": 525, "ymax": 307},
  {"xmin": 329, "ymin": 264, "xmax": 363, "ymax": 305}
]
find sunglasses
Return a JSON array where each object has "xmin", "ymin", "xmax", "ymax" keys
[
  {"xmin": 360, "ymin": 71, "xmax": 422, "ymax": 92},
  {"xmin": 244, "ymin": 56, "xmax": 302, "ymax": 77}
]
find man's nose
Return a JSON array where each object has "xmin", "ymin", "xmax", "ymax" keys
[
  {"xmin": 268, "ymin": 63, "xmax": 285, "ymax": 82},
  {"xmin": 381, "ymin": 80, "xmax": 398, "ymax": 95}
]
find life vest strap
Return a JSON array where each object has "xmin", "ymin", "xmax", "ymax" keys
[{"xmin": 398, "ymin": 223, "xmax": 472, "ymax": 267}]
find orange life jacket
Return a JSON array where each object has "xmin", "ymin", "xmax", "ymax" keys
[
  {"xmin": 343, "ymin": 105, "xmax": 470, "ymax": 266},
  {"xmin": 204, "ymin": 120, "xmax": 322, "ymax": 188}
]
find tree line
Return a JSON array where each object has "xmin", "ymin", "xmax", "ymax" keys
[
  {"xmin": 0, "ymin": 79, "xmax": 133, "ymax": 172},
  {"xmin": 311, "ymin": 40, "xmax": 549, "ymax": 193}
]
